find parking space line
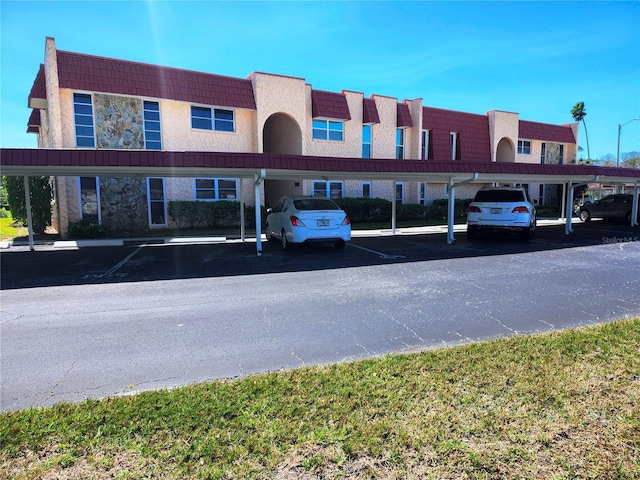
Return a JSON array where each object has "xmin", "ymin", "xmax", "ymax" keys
[
  {"xmin": 100, "ymin": 245, "xmax": 145, "ymax": 277},
  {"xmin": 349, "ymin": 242, "xmax": 405, "ymax": 259}
]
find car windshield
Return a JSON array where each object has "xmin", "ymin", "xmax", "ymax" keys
[
  {"xmin": 474, "ymin": 190, "xmax": 525, "ymax": 202},
  {"xmin": 293, "ymin": 198, "xmax": 340, "ymax": 211}
]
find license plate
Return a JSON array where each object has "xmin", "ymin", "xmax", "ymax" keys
[
  {"xmin": 490, "ymin": 208, "xmax": 502, "ymax": 214},
  {"xmin": 317, "ymin": 219, "xmax": 329, "ymax": 226}
]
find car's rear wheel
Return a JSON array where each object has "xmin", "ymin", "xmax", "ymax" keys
[
  {"xmin": 579, "ymin": 210, "xmax": 591, "ymax": 222},
  {"xmin": 521, "ymin": 226, "xmax": 532, "ymax": 241},
  {"xmin": 334, "ymin": 240, "xmax": 346, "ymax": 250},
  {"xmin": 467, "ymin": 225, "xmax": 478, "ymax": 240},
  {"xmin": 281, "ymin": 230, "xmax": 291, "ymax": 251}
]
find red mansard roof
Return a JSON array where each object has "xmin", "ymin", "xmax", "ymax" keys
[
  {"xmin": 519, "ymin": 120, "xmax": 576, "ymax": 144},
  {"xmin": 28, "ymin": 64, "xmax": 46, "ymax": 105},
  {"xmin": 363, "ymin": 98, "xmax": 380, "ymax": 124},
  {"xmin": 55, "ymin": 50, "xmax": 257, "ymax": 110},
  {"xmin": 423, "ymin": 106, "xmax": 491, "ymax": 162},
  {"xmin": 397, "ymin": 103, "xmax": 413, "ymax": 128},
  {"xmin": 27, "ymin": 109, "xmax": 41, "ymax": 133},
  {"xmin": 311, "ymin": 90, "xmax": 351, "ymax": 120}
]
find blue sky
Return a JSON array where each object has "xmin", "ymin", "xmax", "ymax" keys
[{"xmin": 1, "ymin": 1, "xmax": 639, "ymax": 160}]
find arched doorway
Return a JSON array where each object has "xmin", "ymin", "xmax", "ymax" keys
[
  {"xmin": 496, "ymin": 137, "xmax": 515, "ymax": 163},
  {"xmin": 262, "ymin": 113, "xmax": 302, "ymax": 207}
]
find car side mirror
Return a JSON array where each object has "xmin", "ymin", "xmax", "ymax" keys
[{"xmin": 266, "ymin": 208, "xmax": 273, "ymax": 214}]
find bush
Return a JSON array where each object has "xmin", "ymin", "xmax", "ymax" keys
[
  {"xmin": 2, "ymin": 176, "xmax": 52, "ymax": 234},
  {"xmin": 333, "ymin": 198, "xmax": 392, "ymax": 223},
  {"xmin": 168, "ymin": 201, "xmax": 268, "ymax": 229},
  {"xmin": 426, "ymin": 198, "xmax": 472, "ymax": 221},
  {"xmin": 67, "ymin": 221, "xmax": 109, "ymax": 239}
]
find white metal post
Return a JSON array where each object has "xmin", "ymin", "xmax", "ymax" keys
[
  {"xmin": 240, "ymin": 200, "xmax": 245, "ymax": 242},
  {"xmin": 23, "ymin": 176, "xmax": 35, "ymax": 251},
  {"xmin": 391, "ymin": 181, "xmax": 397, "ymax": 235},
  {"xmin": 254, "ymin": 170, "xmax": 265, "ymax": 256}
]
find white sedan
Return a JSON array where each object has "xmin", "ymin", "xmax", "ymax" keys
[
  {"xmin": 265, "ymin": 195, "xmax": 351, "ymax": 250},
  {"xmin": 466, "ymin": 187, "xmax": 536, "ymax": 240}
]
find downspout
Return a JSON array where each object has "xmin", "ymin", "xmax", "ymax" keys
[
  {"xmin": 240, "ymin": 199, "xmax": 245, "ymax": 242},
  {"xmin": 566, "ymin": 176, "xmax": 599, "ymax": 235},
  {"xmin": 254, "ymin": 169, "xmax": 266, "ymax": 256},
  {"xmin": 448, "ymin": 173, "xmax": 478, "ymax": 244},
  {"xmin": 23, "ymin": 176, "xmax": 35, "ymax": 251}
]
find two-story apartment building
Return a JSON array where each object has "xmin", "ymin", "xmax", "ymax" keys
[{"xmin": 27, "ymin": 37, "xmax": 579, "ymax": 236}]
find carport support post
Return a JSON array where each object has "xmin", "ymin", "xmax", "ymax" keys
[
  {"xmin": 391, "ymin": 181, "xmax": 397, "ymax": 234},
  {"xmin": 23, "ymin": 176, "xmax": 35, "ymax": 251},
  {"xmin": 565, "ymin": 181, "xmax": 574, "ymax": 235},
  {"xmin": 240, "ymin": 201, "xmax": 245, "ymax": 242},
  {"xmin": 632, "ymin": 182, "xmax": 639, "ymax": 226},
  {"xmin": 447, "ymin": 173, "xmax": 478, "ymax": 244},
  {"xmin": 254, "ymin": 170, "xmax": 265, "ymax": 256}
]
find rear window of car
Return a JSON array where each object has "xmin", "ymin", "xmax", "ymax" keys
[
  {"xmin": 473, "ymin": 190, "xmax": 526, "ymax": 203},
  {"xmin": 294, "ymin": 198, "xmax": 340, "ymax": 211}
]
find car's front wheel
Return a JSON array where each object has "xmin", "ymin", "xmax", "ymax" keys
[
  {"xmin": 579, "ymin": 210, "xmax": 591, "ymax": 222},
  {"xmin": 265, "ymin": 223, "xmax": 276, "ymax": 242}
]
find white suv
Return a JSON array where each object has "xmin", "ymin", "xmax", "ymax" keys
[{"xmin": 466, "ymin": 187, "xmax": 536, "ymax": 240}]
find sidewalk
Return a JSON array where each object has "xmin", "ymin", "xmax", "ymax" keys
[{"xmin": 2, "ymin": 219, "xmax": 567, "ymax": 250}]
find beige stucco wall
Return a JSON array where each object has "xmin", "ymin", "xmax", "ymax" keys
[
  {"xmin": 371, "ymin": 95, "xmax": 399, "ymax": 159},
  {"xmin": 250, "ymin": 72, "xmax": 307, "ymax": 154},
  {"xmin": 488, "ymin": 110, "xmax": 519, "ymax": 162}
]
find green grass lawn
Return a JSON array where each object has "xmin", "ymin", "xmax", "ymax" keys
[
  {"xmin": 2, "ymin": 318, "xmax": 639, "ymax": 479},
  {"xmin": 0, "ymin": 214, "xmax": 28, "ymax": 242}
]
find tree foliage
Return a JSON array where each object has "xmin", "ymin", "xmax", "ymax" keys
[
  {"xmin": 571, "ymin": 101, "xmax": 591, "ymax": 161},
  {"xmin": 2, "ymin": 176, "xmax": 53, "ymax": 234}
]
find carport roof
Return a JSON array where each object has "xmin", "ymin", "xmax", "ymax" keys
[{"xmin": 1, "ymin": 148, "xmax": 639, "ymax": 185}]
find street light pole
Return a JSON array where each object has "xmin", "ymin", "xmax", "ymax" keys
[{"xmin": 616, "ymin": 117, "xmax": 640, "ymax": 167}]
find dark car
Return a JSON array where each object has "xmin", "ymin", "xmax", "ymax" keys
[{"xmin": 578, "ymin": 194, "xmax": 639, "ymax": 224}]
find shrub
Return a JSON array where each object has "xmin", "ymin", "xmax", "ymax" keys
[
  {"xmin": 334, "ymin": 198, "xmax": 392, "ymax": 223},
  {"xmin": 2, "ymin": 176, "xmax": 52, "ymax": 234},
  {"xmin": 67, "ymin": 221, "xmax": 109, "ymax": 239},
  {"xmin": 168, "ymin": 201, "xmax": 268, "ymax": 229},
  {"xmin": 426, "ymin": 198, "xmax": 472, "ymax": 221}
]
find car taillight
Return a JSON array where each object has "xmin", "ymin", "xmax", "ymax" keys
[
  {"xmin": 468, "ymin": 206, "xmax": 481, "ymax": 213},
  {"xmin": 341, "ymin": 216, "xmax": 351, "ymax": 226},
  {"xmin": 289, "ymin": 216, "xmax": 306, "ymax": 227},
  {"xmin": 512, "ymin": 206, "xmax": 529, "ymax": 213}
]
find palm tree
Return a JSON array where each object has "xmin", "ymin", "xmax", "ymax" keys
[{"xmin": 571, "ymin": 102, "xmax": 591, "ymax": 161}]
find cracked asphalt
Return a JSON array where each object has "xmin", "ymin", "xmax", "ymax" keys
[{"xmin": 2, "ymin": 221, "xmax": 640, "ymax": 412}]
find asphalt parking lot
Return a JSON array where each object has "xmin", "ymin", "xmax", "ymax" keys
[{"xmin": 2, "ymin": 219, "xmax": 639, "ymax": 290}]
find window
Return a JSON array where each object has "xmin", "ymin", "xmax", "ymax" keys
[
  {"xmin": 419, "ymin": 182, "xmax": 427, "ymax": 205},
  {"xmin": 421, "ymin": 130, "xmax": 430, "ymax": 160},
  {"xmin": 451, "ymin": 132, "xmax": 459, "ymax": 160},
  {"xmin": 362, "ymin": 181, "xmax": 372, "ymax": 198},
  {"xmin": 540, "ymin": 143, "xmax": 546, "ymax": 163},
  {"xmin": 396, "ymin": 129, "xmax": 405, "ymax": 159},
  {"xmin": 147, "ymin": 177, "xmax": 166, "ymax": 226},
  {"xmin": 143, "ymin": 101, "xmax": 162, "ymax": 150},
  {"xmin": 518, "ymin": 140, "xmax": 532, "ymax": 155},
  {"xmin": 313, "ymin": 180, "xmax": 343, "ymax": 199},
  {"xmin": 362, "ymin": 125, "xmax": 372, "ymax": 158},
  {"xmin": 79, "ymin": 177, "xmax": 100, "ymax": 223},
  {"xmin": 559, "ymin": 145, "xmax": 564, "ymax": 164},
  {"xmin": 395, "ymin": 182, "xmax": 404, "ymax": 205},
  {"xmin": 73, "ymin": 93, "xmax": 95, "ymax": 148},
  {"xmin": 195, "ymin": 178, "xmax": 238, "ymax": 200},
  {"xmin": 191, "ymin": 106, "xmax": 234, "ymax": 132},
  {"xmin": 313, "ymin": 119, "xmax": 344, "ymax": 141}
]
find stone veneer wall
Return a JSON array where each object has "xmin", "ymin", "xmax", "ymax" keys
[
  {"xmin": 100, "ymin": 177, "xmax": 148, "ymax": 232},
  {"xmin": 94, "ymin": 94, "xmax": 144, "ymax": 149}
]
